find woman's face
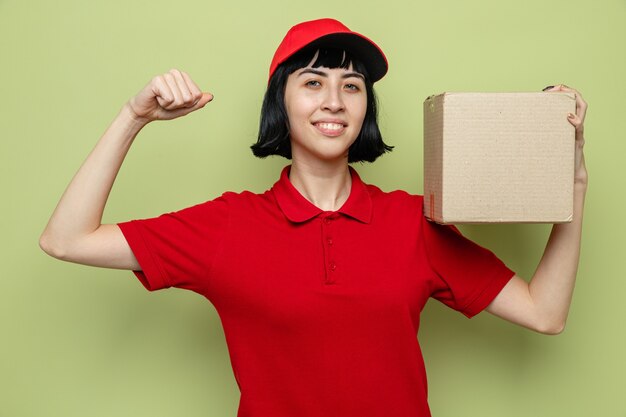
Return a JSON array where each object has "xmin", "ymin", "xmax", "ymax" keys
[{"xmin": 283, "ymin": 59, "xmax": 367, "ymax": 165}]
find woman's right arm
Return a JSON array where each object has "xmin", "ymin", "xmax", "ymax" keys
[{"xmin": 39, "ymin": 69, "xmax": 213, "ymax": 270}]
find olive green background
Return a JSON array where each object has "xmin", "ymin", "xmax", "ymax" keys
[{"xmin": 1, "ymin": 0, "xmax": 624, "ymax": 416}]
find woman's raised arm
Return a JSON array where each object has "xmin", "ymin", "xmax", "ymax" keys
[
  {"xmin": 39, "ymin": 69, "xmax": 213, "ymax": 270},
  {"xmin": 485, "ymin": 84, "xmax": 588, "ymax": 334}
]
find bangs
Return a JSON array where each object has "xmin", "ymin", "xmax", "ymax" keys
[
  {"xmin": 284, "ymin": 46, "xmax": 370, "ymax": 80},
  {"xmin": 310, "ymin": 48, "xmax": 354, "ymax": 71}
]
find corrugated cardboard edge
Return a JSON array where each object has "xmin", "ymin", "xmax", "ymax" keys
[
  {"xmin": 423, "ymin": 94, "xmax": 444, "ymax": 223},
  {"xmin": 423, "ymin": 92, "xmax": 576, "ymax": 225}
]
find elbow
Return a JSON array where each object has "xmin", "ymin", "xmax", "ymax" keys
[
  {"xmin": 535, "ymin": 319, "xmax": 566, "ymax": 336},
  {"xmin": 39, "ymin": 231, "xmax": 69, "ymax": 261}
]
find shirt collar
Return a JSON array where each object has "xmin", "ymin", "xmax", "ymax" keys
[{"xmin": 272, "ymin": 165, "xmax": 372, "ymax": 224}]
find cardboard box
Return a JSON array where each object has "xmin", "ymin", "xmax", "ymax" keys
[{"xmin": 423, "ymin": 92, "xmax": 576, "ymax": 224}]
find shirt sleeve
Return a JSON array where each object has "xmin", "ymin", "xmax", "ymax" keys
[
  {"xmin": 117, "ymin": 195, "xmax": 229, "ymax": 294},
  {"xmin": 421, "ymin": 214, "xmax": 515, "ymax": 318}
]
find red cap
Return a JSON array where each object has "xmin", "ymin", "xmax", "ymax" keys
[{"xmin": 268, "ymin": 18, "xmax": 388, "ymax": 83}]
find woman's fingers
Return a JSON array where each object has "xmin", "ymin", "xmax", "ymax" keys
[
  {"xmin": 152, "ymin": 74, "xmax": 176, "ymax": 110},
  {"xmin": 544, "ymin": 84, "xmax": 588, "ymax": 184},
  {"xmin": 159, "ymin": 70, "xmax": 191, "ymax": 110},
  {"xmin": 166, "ymin": 69, "xmax": 198, "ymax": 108},
  {"xmin": 181, "ymin": 70, "xmax": 204, "ymax": 107},
  {"xmin": 130, "ymin": 69, "xmax": 213, "ymax": 121},
  {"xmin": 558, "ymin": 84, "xmax": 587, "ymax": 124},
  {"xmin": 543, "ymin": 84, "xmax": 587, "ymax": 137},
  {"xmin": 567, "ymin": 112, "xmax": 585, "ymax": 142},
  {"xmin": 152, "ymin": 69, "xmax": 205, "ymax": 110},
  {"xmin": 156, "ymin": 92, "xmax": 214, "ymax": 120}
]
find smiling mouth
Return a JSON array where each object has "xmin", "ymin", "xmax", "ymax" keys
[{"xmin": 313, "ymin": 122, "xmax": 346, "ymax": 135}]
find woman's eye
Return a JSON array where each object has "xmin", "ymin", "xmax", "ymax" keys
[
  {"xmin": 345, "ymin": 83, "xmax": 360, "ymax": 91},
  {"xmin": 306, "ymin": 80, "xmax": 321, "ymax": 87}
]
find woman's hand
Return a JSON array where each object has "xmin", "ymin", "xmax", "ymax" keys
[
  {"xmin": 126, "ymin": 69, "xmax": 214, "ymax": 124},
  {"xmin": 544, "ymin": 84, "xmax": 588, "ymax": 187}
]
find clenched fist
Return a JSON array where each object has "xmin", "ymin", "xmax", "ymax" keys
[{"xmin": 126, "ymin": 69, "xmax": 213, "ymax": 124}]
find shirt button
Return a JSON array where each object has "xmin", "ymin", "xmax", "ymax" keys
[
  {"xmin": 329, "ymin": 262, "xmax": 337, "ymax": 271},
  {"xmin": 324, "ymin": 217, "xmax": 332, "ymax": 225},
  {"xmin": 327, "ymin": 238, "xmax": 333, "ymax": 245}
]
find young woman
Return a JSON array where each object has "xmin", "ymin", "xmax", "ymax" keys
[{"xmin": 40, "ymin": 18, "xmax": 588, "ymax": 417}]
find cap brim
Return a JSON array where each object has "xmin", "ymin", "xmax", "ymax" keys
[{"xmin": 304, "ymin": 32, "xmax": 388, "ymax": 82}]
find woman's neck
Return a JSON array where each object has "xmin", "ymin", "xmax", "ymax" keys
[{"xmin": 289, "ymin": 159, "xmax": 352, "ymax": 212}]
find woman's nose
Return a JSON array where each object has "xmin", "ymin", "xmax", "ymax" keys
[{"xmin": 321, "ymin": 87, "xmax": 345, "ymax": 112}]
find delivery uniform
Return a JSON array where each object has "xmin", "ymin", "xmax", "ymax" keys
[{"xmin": 117, "ymin": 165, "xmax": 515, "ymax": 417}]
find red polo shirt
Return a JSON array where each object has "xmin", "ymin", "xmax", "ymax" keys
[{"xmin": 118, "ymin": 165, "xmax": 514, "ymax": 417}]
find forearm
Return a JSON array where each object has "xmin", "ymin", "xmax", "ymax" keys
[
  {"xmin": 40, "ymin": 104, "xmax": 147, "ymax": 257},
  {"xmin": 528, "ymin": 182, "xmax": 587, "ymax": 332}
]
